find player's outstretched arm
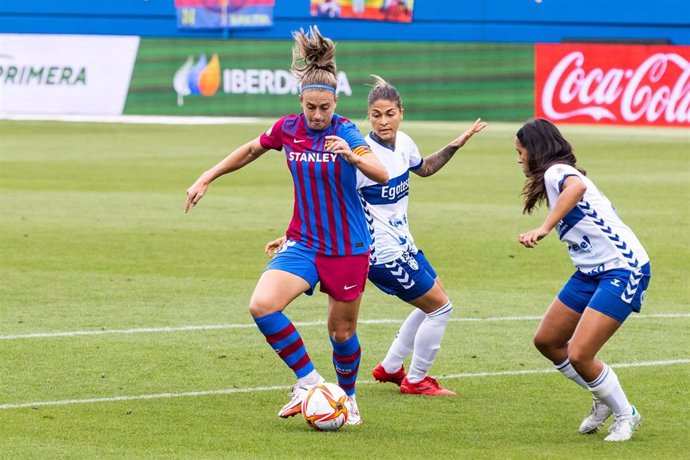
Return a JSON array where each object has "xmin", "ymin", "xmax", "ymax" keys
[
  {"xmin": 326, "ymin": 135, "xmax": 389, "ymax": 184},
  {"xmin": 414, "ymin": 118, "xmax": 488, "ymax": 177},
  {"xmin": 518, "ymin": 175, "xmax": 586, "ymax": 248},
  {"xmin": 184, "ymin": 138, "xmax": 268, "ymax": 213}
]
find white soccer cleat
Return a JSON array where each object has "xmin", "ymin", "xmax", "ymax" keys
[
  {"xmin": 278, "ymin": 376, "xmax": 326, "ymax": 418},
  {"xmin": 579, "ymin": 398, "xmax": 613, "ymax": 434},
  {"xmin": 605, "ymin": 406, "xmax": 642, "ymax": 442},
  {"xmin": 345, "ymin": 395, "xmax": 362, "ymax": 425}
]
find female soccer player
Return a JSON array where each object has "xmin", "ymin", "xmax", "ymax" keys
[
  {"xmin": 515, "ymin": 118, "xmax": 650, "ymax": 441},
  {"xmin": 185, "ymin": 26, "xmax": 388, "ymax": 425},
  {"xmin": 362, "ymin": 77, "xmax": 485, "ymax": 395},
  {"xmin": 268, "ymin": 76, "xmax": 486, "ymax": 396}
]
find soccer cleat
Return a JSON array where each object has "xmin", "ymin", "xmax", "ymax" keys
[
  {"xmin": 277, "ymin": 376, "xmax": 326, "ymax": 418},
  {"xmin": 579, "ymin": 398, "xmax": 613, "ymax": 434},
  {"xmin": 345, "ymin": 395, "xmax": 362, "ymax": 425},
  {"xmin": 605, "ymin": 406, "xmax": 642, "ymax": 442},
  {"xmin": 372, "ymin": 363, "xmax": 407, "ymax": 386},
  {"xmin": 400, "ymin": 376, "xmax": 456, "ymax": 396}
]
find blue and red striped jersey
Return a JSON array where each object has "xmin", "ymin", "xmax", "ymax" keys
[{"xmin": 260, "ymin": 113, "xmax": 372, "ymax": 256}]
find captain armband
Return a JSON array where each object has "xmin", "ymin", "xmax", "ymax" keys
[{"xmin": 352, "ymin": 146, "xmax": 372, "ymax": 157}]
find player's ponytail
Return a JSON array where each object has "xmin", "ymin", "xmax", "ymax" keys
[
  {"xmin": 291, "ymin": 26, "xmax": 338, "ymax": 92},
  {"xmin": 367, "ymin": 75, "xmax": 402, "ymax": 109}
]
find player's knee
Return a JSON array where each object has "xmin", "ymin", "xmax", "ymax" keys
[
  {"xmin": 328, "ymin": 323, "xmax": 356, "ymax": 342},
  {"xmin": 567, "ymin": 348, "xmax": 592, "ymax": 371},
  {"xmin": 248, "ymin": 296, "xmax": 279, "ymax": 318},
  {"xmin": 330, "ymin": 330, "xmax": 354, "ymax": 342},
  {"xmin": 533, "ymin": 332, "xmax": 562, "ymax": 357},
  {"xmin": 248, "ymin": 302, "xmax": 264, "ymax": 318},
  {"xmin": 532, "ymin": 331, "xmax": 550, "ymax": 353}
]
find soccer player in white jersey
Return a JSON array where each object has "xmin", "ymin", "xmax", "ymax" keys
[
  {"xmin": 362, "ymin": 76, "xmax": 486, "ymax": 395},
  {"xmin": 515, "ymin": 118, "xmax": 651, "ymax": 442}
]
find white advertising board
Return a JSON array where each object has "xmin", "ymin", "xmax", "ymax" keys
[{"xmin": 0, "ymin": 34, "xmax": 140, "ymax": 115}]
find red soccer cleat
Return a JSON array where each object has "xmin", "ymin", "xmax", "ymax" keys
[
  {"xmin": 372, "ymin": 363, "xmax": 407, "ymax": 386},
  {"xmin": 400, "ymin": 376, "xmax": 456, "ymax": 396}
]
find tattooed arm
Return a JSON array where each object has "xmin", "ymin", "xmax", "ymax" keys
[{"xmin": 413, "ymin": 118, "xmax": 487, "ymax": 177}]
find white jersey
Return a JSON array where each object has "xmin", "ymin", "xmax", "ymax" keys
[
  {"xmin": 356, "ymin": 131, "xmax": 423, "ymax": 265},
  {"xmin": 544, "ymin": 164, "xmax": 649, "ymax": 274}
]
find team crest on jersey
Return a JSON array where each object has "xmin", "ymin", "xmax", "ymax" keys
[
  {"xmin": 408, "ymin": 257, "xmax": 419, "ymax": 270},
  {"xmin": 277, "ymin": 239, "xmax": 296, "ymax": 254}
]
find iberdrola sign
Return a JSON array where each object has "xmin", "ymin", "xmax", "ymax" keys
[{"xmin": 173, "ymin": 54, "xmax": 352, "ymax": 106}]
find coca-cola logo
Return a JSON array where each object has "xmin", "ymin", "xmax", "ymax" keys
[{"xmin": 539, "ymin": 48, "xmax": 690, "ymax": 125}]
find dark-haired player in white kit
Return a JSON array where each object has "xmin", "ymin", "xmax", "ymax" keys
[
  {"xmin": 515, "ymin": 118, "xmax": 650, "ymax": 441},
  {"xmin": 362, "ymin": 76, "xmax": 486, "ymax": 395}
]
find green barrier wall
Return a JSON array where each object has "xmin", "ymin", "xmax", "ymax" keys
[{"xmin": 124, "ymin": 39, "xmax": 534, "ymax": 121}]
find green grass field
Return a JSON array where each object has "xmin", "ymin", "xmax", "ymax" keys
[{"xmin": 1, "ymin": 119, "xmax": 688, "ymax": 459}]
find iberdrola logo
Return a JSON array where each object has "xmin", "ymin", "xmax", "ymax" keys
[{"xmin": 173, "ymin": 54, "xmax": 221, "ymax": 106}]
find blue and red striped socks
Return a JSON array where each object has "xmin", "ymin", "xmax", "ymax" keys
[
  {"xmin": 253, "ymin": 311, "xmax": 315, "ymax": 379},
  {"xmin": 330, "ymin": 333, "xmax": 361, "ymax": 396}
]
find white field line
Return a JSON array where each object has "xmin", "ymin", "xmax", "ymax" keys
[
  {"xmin": 1, "ymin": 358, "xmax": 687, "ymax": 411},
  {"xmin": 1, "ymin": 313, "xmax": 689, "ymax": 341}
]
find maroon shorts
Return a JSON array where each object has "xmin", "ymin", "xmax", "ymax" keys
[{"xmin": 315, "ymin": 253, "xmax": 370, "ymax": 302}]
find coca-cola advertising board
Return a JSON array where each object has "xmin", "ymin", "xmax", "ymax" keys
[{"xmin": 535, "ymin": 43, "xmax": 690, "ymax": 127}]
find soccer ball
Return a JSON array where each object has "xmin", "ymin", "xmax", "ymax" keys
[{"xmin": 301, "ymin": 382, "xmax": 349, "ymax": 431}]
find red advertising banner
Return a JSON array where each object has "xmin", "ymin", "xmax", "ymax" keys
[{"xmin": 535, "ymin": 43, "xmax": 690, "ymax": 127}]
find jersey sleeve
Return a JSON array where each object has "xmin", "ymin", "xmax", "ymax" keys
[
  {"xmin": 355, "ymin": 168, "xmax": 371, "ymax": 190},
  {"xmin": 544, "ymin": 164, "xmax": 583, "ymax": 194},
  {"xmin": 337, "ymin": 121, "xmax": 372, "ymax": 157},
  {"xmin": 259, "ymin": 117, "xmax": 286, "ymax": 151},
  {"xmin": 407, "ymin": 136, "xmax": 423, "ymax": 171}
]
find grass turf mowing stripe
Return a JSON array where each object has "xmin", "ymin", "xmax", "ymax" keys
[{"xmin": 1, "ymin": 359, "xmax": 687, "ymax": 411}]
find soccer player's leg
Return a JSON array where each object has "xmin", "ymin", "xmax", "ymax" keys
[
  {"xmin": 401, "ymin": 278, "xmax": 455, "ymax": 396},
  {"xmin": 250, "ymin": 243, "xmax": 324, "ymax": 418},
  {"xmin": 535, "ymin": 271, "xmax": 614, "ymax": 433},
  {"xmin": 534, "ymin": 271, "xmax": 592, "ymax": 369},
  {"xmin": 570, "ymin": 269, "xmax": 650, "ymax": 441},
  {"xmin": 368, "ymin": 260, "xmax": 422, "ymax": 384},
  {"xmin": 317, "ymin": 253, "xmax": 369, "ymax": 425},
  {"xmin": 371, "ymin": 251, "xmax": 455, "ymax": 395},
  {"xmin": 372, "ymin": 308, "xmax": 424, "ymax": 385}
]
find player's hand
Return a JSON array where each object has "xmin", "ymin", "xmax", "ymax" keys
[
  {"xmin": 449, "ymin": 118, "xmax": 488, "ymax": 149},
  {"xmin": 325, "ymin": 135, "xmax": 358, "ymax": 164},
  {"xmin": 184, "ymin": 176, "xmax": 211, "ymax": 213},
  {"xmin": 265, "ymin": 236, "xmax": 287, "ymax": 257},
  {"xmin": 518, "ymin": 226, "xmax": 550, "ymax": 248}
]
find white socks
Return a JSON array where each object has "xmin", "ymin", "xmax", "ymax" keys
[
  {"xmin": 555, "ymin": 358, "xmax": 589, "ymax": 390},
  {"xmin": 298, "ymin": 369, "xmax": 322, "ymax": 386},
  {"xmin": 587, "ymin": 364, "xmax": 633, "ymax": 417},
  {"xmin": 381, "ymin": 302, "xmax": 453, "ymax": 383},
  {"xmin": 381, "ymin": 308, "xmax": 427, "ymax": 373},
  {"xmin": 407, "ymin": 302, "xmax": 453, "ymax": 383},
  {"xmin": 556, "ymin": 359, "xmax": 633, "ymax": 417}
]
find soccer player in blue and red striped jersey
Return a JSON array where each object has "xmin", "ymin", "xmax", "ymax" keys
[
  {"xmin": 269, "ymin": 77, "xmax": 486, "ymax": 396},
  {"xmin": 184, "ymin": 26, "xmax": 388, "ymax": 425}
]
